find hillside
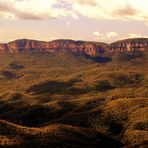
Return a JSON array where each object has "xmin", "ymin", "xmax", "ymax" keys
[{"xmin": 0, "ymin": 38, "xmax": 148, "ymax": 147}]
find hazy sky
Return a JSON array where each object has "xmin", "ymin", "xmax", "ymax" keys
[{"xmin": 0, "ymin": 0, "xmax": 148, "ymax": 43}]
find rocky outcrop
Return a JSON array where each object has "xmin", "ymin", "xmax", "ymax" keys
[
  {"xmin": 47, "ymin": 40, "xmax": 107, "ymax": 55},
  {"xmin": 0, "ymin": 38, "xmax": 148, "ymax": 56},
  {"xmin": 7, "ymin": 39, "xmax": 51, "ymax": 53},
  {"xmin": 0, "ymin": 39, "xmax": 108, "ymax": 56},
  {"xmin": 109, "ymin": 38, "xmax": 148, "ymax": 53},
  {"xmin": 0, "ymin": 43, "xmax": 7, "ymax": 54}
]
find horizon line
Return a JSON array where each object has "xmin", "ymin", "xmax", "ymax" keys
[{"xmin": 1, "ymin": 37, "xmax": 148, "ymax": 45}]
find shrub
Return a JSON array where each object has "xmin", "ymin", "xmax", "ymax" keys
[
  {"xmin": 116, "ymin": 51, "xmax": 143, "ymax": 61},
  {"xmin": 9, "ymin": 61, "xmax": 24, "ymax": 70},
  {"xmin": 95, "ymin": 80, "xmax": 113, "ymax": 91},
  {"xmin": 0, "ymin": 70, "xmax": 17, "ymax": 79},
  {"xmin": 112, "ymin": 73, "xmax": 144, "ymax": 87}
]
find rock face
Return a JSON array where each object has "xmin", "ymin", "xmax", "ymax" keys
[
  {"xmin": 0, "ymin": 39, "xmax": 108, "ymax": 56},
  {"xmin": 47, "ymin": 40, "xmax": 106, "ymax": 55},
  {"xmin": 7, "ymin": 39, "xmax": 50, "ymax": 54},
  {"xmin": 0, "ymin": 43, "xmax": 7, "ymax": 54},
  {"xmin": 0, "ymin": 38, "xmax": 148, "ymax": 55},
  {"xmin": 109, "ymin": 38, "xmax": 148, "ymax": 53}
]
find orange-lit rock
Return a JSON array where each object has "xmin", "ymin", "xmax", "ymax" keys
[
  {"xmin": 0, "ymin": 38, "xmax": 147, "ymax": 55},
  {"xmin": 0, "ymin": 43, "xmax": 7, "ymax": 54},
  {"xmin": 110, "ymin": 38, "xmax": 148, "ymax": 53}
]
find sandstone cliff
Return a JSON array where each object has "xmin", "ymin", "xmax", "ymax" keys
[
  {"xmin": 0, "ymin": 43, "xmax": 7, "ymax": 54},
  {"xmin": 109, "ymin": 38, "xmax": 148, "ymax": 53},
  {"xmin": 0, "ymin": 38, "xmax": 147, "ymax": 55}
]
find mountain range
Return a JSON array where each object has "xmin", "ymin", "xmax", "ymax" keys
[
  {"xmin": 0, "ymin": 37, "xmax": 148, "ymax": 148},
  {"xmin": 0, "ymin": 38, "xmax": 148, "ymax": 55}
]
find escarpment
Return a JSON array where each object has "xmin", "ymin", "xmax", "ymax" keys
[{"xmin": 0, "ymin": 38, "xmax": 148, "ymax": 56}]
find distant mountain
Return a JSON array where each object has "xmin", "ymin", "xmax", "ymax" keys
[
  {"xmin": 0, "ymin": 38, "xmax": 148, "ymax": 55},
  {"xmin": 0, "ymin": 39, "xmax": 107, "ymax": 55},
  {"xmin": 110, "ymin": 38, "xmax": 148, "ymax": 53}
]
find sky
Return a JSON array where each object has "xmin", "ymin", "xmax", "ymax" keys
[{"xmin": 0, "ymin": 0, "xmax": 148, "ymax": 43}]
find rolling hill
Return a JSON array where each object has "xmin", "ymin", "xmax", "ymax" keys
[{"xmin": 0, "ymin": 38, "xmax": 148, "ymax": 148}]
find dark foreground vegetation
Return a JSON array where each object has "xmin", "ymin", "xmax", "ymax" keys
[{"xmin": 0, "ymin": 50, "xmax": 148, "ymax": 147}]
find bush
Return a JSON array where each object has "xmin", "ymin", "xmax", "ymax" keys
[
  {"xmin": 116, "ymin": 51, "xmax": 143, "ymax": 61},
  {"xmin": 95, "ymin": 80, "xmax": 113, "ymax": 91},
  {"xmin": 9, "ymin": 61, "xmax": 24, "ymax": 70},
  {"xmin": 0, "ymin": 70, "xmax": 17, "ymax": 79},
  {"xmin": 112, "ymin": 73, "xmax": 144, "ymax": 87}
]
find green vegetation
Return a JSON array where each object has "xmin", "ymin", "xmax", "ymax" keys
[{"xmin": 0, "ymin": 51, "xmax": 147, "ymax": 147}]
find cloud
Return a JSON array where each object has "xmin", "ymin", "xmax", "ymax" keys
[
  {"xmin": 64, "ymin": 0, "xmax": 97, "ymax": 6},
  {"xmin": 113, "ymin": 5, "xmax": 139, "ymax": 19},
  {"xmin": 128, "ymin": 33, "xmax": 142, "ymax": 38},
  {"xmin": 93, "ymin": 31, "xmax": 104, "ymax": 37},
  {"xmin": 69, "ymin": 2, "xmax": 110, "ymax": 20},
  {"xmin": 66, "ymin": 21, "xmax": 71, "ymax": 26},
  {"xmin": 145, "ymin": 22, "xmax": 148, "ymax": 26},
  {"xmin": 0, "ymin": 0, "xmax": 148, "ymax": 22},
  {"xmin": 107, "ymin": 32, "xmax": 119, "ymax": 38},
  {"xmin": 93, "ymin": 31, "xmax": 120, "ymax": 40},
  {"xmin": 0, "ymin": 0, "xmax": 77, "ymax": 20},
  {"xmin": 127, "ymin": 33, "xmax": 148, "ymax": 38},
  {"xmin": 93, "ymin": 31, "xmax": 100, "ymax": 37},
  {"xmin": 65, "ymin": 0, "xmax": 148, "ymax": 21},
  {"xmin": 0, "ymin": 1, "xmax": 12, "ymax": 11}
]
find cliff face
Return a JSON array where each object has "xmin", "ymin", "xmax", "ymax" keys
[
  {"xmin": 0, "ymin": 43, "xmax": 7, "ymax": 54},
  {"xmin": 1, "ymin": 39, "xmax": 108, "ymax": 56},
  {"xmin": 0, "ymin": 38, "xmax": 148, "ymax": 55},
  {"xmin": 47, "ymin": 40, "xmax": 107, "ymax": 55},
  {"xmin": 7, "ymin": 39, "xmax": 51, "ymax": 53},
  {"xmin": 109, "ymin": 38, "xmax": 148, "ymax": 53}
]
